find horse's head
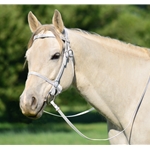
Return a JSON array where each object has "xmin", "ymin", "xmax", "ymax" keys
[{"xmin": 20, "ymin": 10, "xmax": 74, "ymax": 119}]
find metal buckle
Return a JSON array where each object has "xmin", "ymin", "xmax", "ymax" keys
[{"xmin": 47, "ymin": 93, "xmax": 56, "ymax": 105}]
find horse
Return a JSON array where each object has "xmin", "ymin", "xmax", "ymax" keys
[{"xmin": 20, "ymin": 9, "xmax": 150, "ymax": 144}]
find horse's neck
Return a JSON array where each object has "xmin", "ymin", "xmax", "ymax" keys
[{"xmin": 68, "ymin": 29, "xmax": 150, "ymax": 127}]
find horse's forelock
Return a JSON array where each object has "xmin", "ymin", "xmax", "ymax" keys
[{"xmin": 27, "ymin": 24, "xmax": 63, "ymax": 49}]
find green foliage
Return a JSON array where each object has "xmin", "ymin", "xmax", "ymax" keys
[
  {"xmin": 1, "ymin": 5, "xmax": 150, "ymax": 123},
  {"xmin": 99, "ymin": 5, "xmax": 150, "ymax": 47}
]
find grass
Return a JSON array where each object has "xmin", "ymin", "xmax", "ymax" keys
[
  {"xmin": 0, "ymin": 122, "xmax": 109, "ymax": 145},
  {"xmin": 0, "ymin": 104, "xmax": 109, "ymax": 145}
]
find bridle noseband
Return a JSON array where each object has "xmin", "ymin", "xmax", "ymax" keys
[{"xmin": 28, "ymin": 28, "xmax": 74, "ymax": 104}]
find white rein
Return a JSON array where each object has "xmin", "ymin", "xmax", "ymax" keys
[
  {"xmin": 28, "ymin": 28, "xmax": 150, "ymax": 142},
  {"xmin": 44, "ymin": 107, "xmax": 95, "ymax": 118}
]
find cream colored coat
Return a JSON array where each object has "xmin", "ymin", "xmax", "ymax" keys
[{"xmin": 20, "ymin": 10, "xmax": 150, "ymax": 144}]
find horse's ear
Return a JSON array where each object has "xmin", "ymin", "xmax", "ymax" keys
[
  {"xmin": 52, "ymin": 9, "xmax": 64, "ymax": 33},
  {"xmin": 28, "ymin": 11, "xmax": 41, "ymax": 33}
]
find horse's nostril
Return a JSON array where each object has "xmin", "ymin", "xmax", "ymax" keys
[{"xmin": 31, "ymin": 96, "xmax": 37, "ymax": 107}]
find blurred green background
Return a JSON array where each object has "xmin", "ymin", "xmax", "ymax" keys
[{"xmin": 0, "ymin": 4, "xmax": 150, "ymax": 144}]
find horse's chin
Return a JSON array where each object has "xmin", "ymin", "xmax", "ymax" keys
[{"xmin": 27, "ymin": 110, "xmax": 43, "ymax": 119}]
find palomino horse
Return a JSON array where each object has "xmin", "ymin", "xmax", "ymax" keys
[{"xmin": 20, "ymin": 10, "xmax": 150, "ymax": 144}]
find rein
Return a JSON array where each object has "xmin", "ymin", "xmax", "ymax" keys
[
  {"xmin": 28, "ymin": 28, "xmax": 150, "ymax": 142},
  {"xmin": 44, "ymin": 107, "xmax": 95, "ymax": 118},
  {"xmin": 49, "ymin": 76, "xmax": 150, "ymax": 142}
]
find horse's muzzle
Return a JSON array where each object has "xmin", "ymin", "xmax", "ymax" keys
[{"xmin": 19, "ymin": 91, "xmax": 46, "ymax": 119}]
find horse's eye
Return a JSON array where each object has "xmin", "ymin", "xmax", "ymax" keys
[{"xmin": 51, "ymin": 52, "xmax": 60, "ymax": 60}]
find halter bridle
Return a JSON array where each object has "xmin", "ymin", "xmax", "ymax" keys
[
  {"xmin": 28, "ymin": 28, "xmax": 74, "ymax": 104},
  {"xmin": 27, "ymin": 28, "xmax": 150, "ymax": 143}
]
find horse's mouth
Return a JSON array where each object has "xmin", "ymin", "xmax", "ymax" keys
[{"xmin": 24, "ymin": 101, "xmax": 47, "ymax": 119}]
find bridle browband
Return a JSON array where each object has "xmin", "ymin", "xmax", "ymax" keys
[{"xmin": 27, "ymin": 28, "xmax": 150, "ymax": 143}]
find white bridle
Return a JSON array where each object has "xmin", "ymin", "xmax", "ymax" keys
[
  {"xmin": 28, "ymin": 29, "xmax": 74, "ymax": 103},
  {"xmin": 28, "ymin": 28, "xmax": 150, "ymax": 143}
]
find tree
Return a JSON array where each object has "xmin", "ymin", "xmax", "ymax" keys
[{"xmin": 1, "ymin": 5, "xmax": 150, "ymax": 123}]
